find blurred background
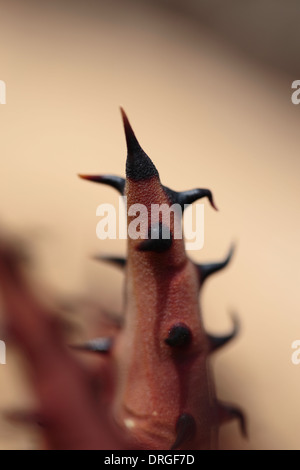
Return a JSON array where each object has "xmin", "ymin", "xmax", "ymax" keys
[{"xmin": 0, "ymin": 0, "xmax": 300, "ymax": 450}]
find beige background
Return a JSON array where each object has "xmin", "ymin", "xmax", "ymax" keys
[{"xmin": 0, "ymin": 0, "xmax": 300, "ymax": 449}]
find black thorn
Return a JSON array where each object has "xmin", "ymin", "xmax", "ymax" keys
[
  {"xmin": 70, "ymin": 337, "xmax": 112, "ymax": 354},
  {"xmin": 198, "ymin": 244, "xmax": 235, "ymax": 284},
  {"xmin": 207, "ymin": 313, "xmax": 239, "ymax": 352},
  {"xmin": 78, "ymin": 174, "xmax": 125, "ymax": 195},
  {"xmin": 218, "ymin": 401, "xmax": 247, "ymax": 438},
  {"xmin": 165, "ymin": 323, "xmax": 192, "ymax": 348},
  {"xmin": 120, "ymin": 107, "xmax": 141, "ymax": 154},
  {"xmin": 120, "ymin": 107, "xmax": 159, "ymax": 181},
  {"xmin": 138, "ymin": 222, "xmax": 172, "ymax": 253},
  {"xmin": 178, "ymin": 188, "xmax": 218, "ymax": 211},
  {"xmin": 163, "ymin": 186, "xmax": 217, "ymax": 211},
  {"xmin": 170, "ymin": 413, "xmax": 196, "ymax": 450},
  {"xmin": 93, "ymin": 255, "xmax": 126, "ymax": 269}
]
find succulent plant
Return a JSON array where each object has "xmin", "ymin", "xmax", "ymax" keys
[{"xmin": 0, "ymin": 109, "xmax": 246, "ymax": 449}]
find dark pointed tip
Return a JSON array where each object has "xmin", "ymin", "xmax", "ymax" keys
[
  {"xmin": 196, "ymin": 188, "xmax": 218, "ymax": 211},
  {"xmin": 222, "ymin": 243, "xmax": 235, "ymax": 265},
  {"xmin": 77, "ymin": 173, "xmax": 99, "ymax": 181},
  {"xmin": 198, "ymin": 243, "xmax": 236, "ymax": 285},
  {"xmin": 207, "ymin": 191, "xmax": 218, "ymax": 211},
  {"xmin": 120, "ymin": 108, "xmax": 159, "ymax": 181},
  {"xmin": 207, "ymin": 312, "xmax": 240, "ymax": 353},
  {"xmin": 170, "ymin": 413, "xmax": 196, "ymax": 450},
  {"xmin": 92, "ymin": 254, "xmax": 126, "ymax": 269},
  {"xmin": 229, "ymin": 312, "xmax": 240, "ymax": 333},
  {"xmin": 78, "ymin": 174, "xmax": 102, "ymax": 182},
  {"xmin": 218, "ymin": 402, "xmax": 247, "ymax": 439},
  {"xmin": 78, "ymin": 174, "xmax": 125, "ymax": 194},
  {"xmin": 120, "ymin": 107, "xmax": 140, "ymax": 156},
  {"xmin": 174, "ymin": 188, "xmax": 218, "ymax": 212}
]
